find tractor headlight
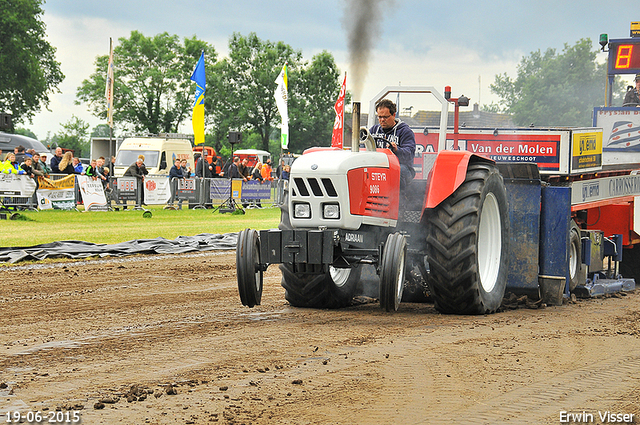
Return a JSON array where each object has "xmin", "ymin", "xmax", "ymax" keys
[
  {"xmin": 323, "ymin": 203, "xmax": 340, "ymax": 219},
  {"xmin": 293, "ymin": 203, "xmax": 311, "ymax": 219}
]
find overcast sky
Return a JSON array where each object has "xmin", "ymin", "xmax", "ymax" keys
[{"xmin": 25, "ymin": 0, "xmax": 640, "ymax": 142}]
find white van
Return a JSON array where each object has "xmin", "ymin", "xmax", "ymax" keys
[
  {"xmin": 233, "ymin": 149, "xmax": 271, "ymax": 168},
  {"xmin": 114, "ymin": 135, "xmax": 194, "ymax": 176}
]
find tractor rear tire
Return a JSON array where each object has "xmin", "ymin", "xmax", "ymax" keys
[
  {"xmin": 379, "ymin": 233, "xmax": 407, "ymax": 312},
  {"xmin": 425, "ymin": 162, "xmax": 509, "ymax": 314},
  {"xmin": 568, "ymin": 220, "xmax": 586, "ymax": 291},
  {"xmin": 237, "ymin": 229, "xmax": 263, "ymax": 308},
  {"xmin": 620, "ymin": 245, "xmax": 640, "ymax": 282},
  {"xmin": 281, "ymin": 264, "xmax": 361, "ymax": 309}
]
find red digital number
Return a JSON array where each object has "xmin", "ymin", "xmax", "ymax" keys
[{"xmin": 615, "ymin": 44, "xmax": 633, "ymax": 69}]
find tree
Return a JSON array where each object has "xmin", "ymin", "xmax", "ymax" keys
[
  {"xmin": 288, "ymin": 51, "xmax": 341, "ymax": 152},
  {"xmin": 0, "ymin": 0, "xmax": 64, "ymax": 124},
  {"xmin": 52, "ymin": 115, "xmax": 90, "ymax": 157},
  {"xmin": 91, "ymin": 124, "xmax": 111, "ymax": 138},
  {"xmin": 13, "ymin": 127, "xmax": 37, "ymax": 140},
  {"xmin": 76, "ymin": 31, "xmax": 217, "ymax": 134},
  {"xmin": 490, "ymin": 39, "xmax": 625, "ymax": 127},
  {"xmin": 223, "ymin": 33, "xmax": 303, "ymax": 152}
]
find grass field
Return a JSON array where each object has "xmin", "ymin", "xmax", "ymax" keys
[{"xmin": 0, "ymin": 205, "xmax": 281, "ymax": 248}]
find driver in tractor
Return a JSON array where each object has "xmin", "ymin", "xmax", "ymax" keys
[{"xmin": 369, "ymin": 99, "xmax": 416, "ymax": 190}]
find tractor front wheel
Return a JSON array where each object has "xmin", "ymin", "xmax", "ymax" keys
[
  {"xmin": 281, "ymin": 264, "xmax": 361, "ymax": 309},
  {"xmin": 236, "ymin": 229, "xmax": 263, "ymax": 308},
  {"xmin": 379, "ymin": 233, "xmax": 407, "ymax": 312}
]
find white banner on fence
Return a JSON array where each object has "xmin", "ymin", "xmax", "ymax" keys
[
  {"xmin": 77, "ymin": 175, "xmax": 108, "ymax": 211},
  {"xmin": 0, "ymin": 174, "xmax": 36, "ymax": 197},
  {"xmin": 37, "ymin": 189, "xmax": 75, "ymax": 210},
  {"xmin": 144, "ymin": 176, "xmax": 171, "ymax": 204}
]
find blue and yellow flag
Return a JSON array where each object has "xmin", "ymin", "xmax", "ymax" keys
[{"xmin": 190, "ymin": 51, "xmax": 206, "ymax": 145}]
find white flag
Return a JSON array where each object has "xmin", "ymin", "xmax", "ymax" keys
[
  {"xmin": 274, "ymin": 63, "xmax": 288, "ymax": 149},
  {"xmin": 105, "ymin": 38, "xmax": 115, "ymax": 128}
]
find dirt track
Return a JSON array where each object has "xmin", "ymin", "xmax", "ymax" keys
[{"xmin": 1, "ymin": 251, "xmax": 640, "ymax": 424}]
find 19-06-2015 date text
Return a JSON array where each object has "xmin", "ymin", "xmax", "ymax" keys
[{"xmin": 4, "ymin": 411, "xmax": 81, "ymax": 423}]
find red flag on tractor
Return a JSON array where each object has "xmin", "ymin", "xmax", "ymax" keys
[{"xmin": 331, "ymin": 73, "xmax": 347, "ymax": 148}]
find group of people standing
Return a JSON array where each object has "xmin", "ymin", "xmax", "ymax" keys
[
  {"xmin": 167, "ymin": 157, "xmax": 190, "ymax": 209},
  {"xmin": 1, "ymin": 146, "xmax": 49, "ymax": 178}
]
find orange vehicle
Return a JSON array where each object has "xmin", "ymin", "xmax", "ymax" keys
[{"xmin": 192, "ymin": 145, "xmax": 223, "ymax": 175}]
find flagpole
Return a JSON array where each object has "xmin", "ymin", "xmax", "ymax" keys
[{"xmin": 108, "ymin": 37, "xmax": 114, "ymax": 159}]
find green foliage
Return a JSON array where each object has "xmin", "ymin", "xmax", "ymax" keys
[
  {"xmin": 490, "ymin": 39, "xmax": 625, "ymax": 127},
  {"xmin": 223, "ymin": 32, "xmax": 303, "ymax": 152},
  {"xmin": 13, "ymin": 127, "xmax": 37, "ymax": 139},
  {"xmin": 76, "ymin": 31, "xmax": 217, "ymax": 134},
  {"xmin": 76, "ymin": 31, "xmax": 344, "ymax": 157},
  {"xmin": 51, "ymin": 115, "xmax": 90, "ymax": 157},
  {"xmin": 0, "ymin": 0, "xmax": 64, "ymax": 124},
  {"xmin": 91, "ymin": 124, "xmax": 111, "ymax": 138},
  {"xmin": 288, "ymin": 51, "xmax": 341, "ymax": 152}
]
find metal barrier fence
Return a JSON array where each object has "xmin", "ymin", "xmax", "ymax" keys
[{"xmin": 1, "ymin": 173, "xmax": 288, "ymax": 211}]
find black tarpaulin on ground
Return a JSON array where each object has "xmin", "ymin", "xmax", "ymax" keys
[{"xmin": 0, "ymin": 233, "xmax": 238, "ymax": 264}]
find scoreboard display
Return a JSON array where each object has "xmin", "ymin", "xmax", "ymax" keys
[{"xmin": 608, "ymin": 39, "xmax": 640, "ymax": 74}]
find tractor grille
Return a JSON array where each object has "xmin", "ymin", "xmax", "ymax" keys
[
  {"xmin": 365, "ymin": 196, "xmax": 391, "ymax": 214},
  {"xmin": 293, "ymin": 177, "xmax": 339, "ymax": 198}
]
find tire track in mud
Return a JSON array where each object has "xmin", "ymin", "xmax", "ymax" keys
[{"xmin": 423, "ymin": 354, "xmax": 640, "ymax": 425}]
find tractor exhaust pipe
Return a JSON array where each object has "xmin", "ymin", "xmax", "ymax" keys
[{"xmin": 351, "ymin": 102, "xmax": 360, "ymax": 152}]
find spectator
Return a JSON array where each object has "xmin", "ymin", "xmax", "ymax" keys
[
  {"xmin": 57, "ymin": 151, "xmax": 77, "ymax": 175},
  {"xmin": 27, "ymin": 154, "xmax": 44, "ymax": 206},
  {"xmin": 72, "ymin": 157, "xmax": 84, "ymax": 174},
  {"xmin": 3, "ymin": 153, "xmax": 25, "ymax": 174},
  {"xmin": 179, "ymin": 158, "xmax": 191, "ymax": 178},
  {"xmin": 251, "ymin": 161, "xmax": 263, "ymax": 182},
  {"xmin": 31, "ymin": 153, "xmax": 46, "ymax": 179},
  {"xmin": 281, "ymin": 164, "xmax": 291, "ymax": 180},
  {"xmin": 276, "ymin": 159, "xmax": 284, "ymax": 179},
  {"xmin": 138, "ymin": 155, "xmax": 149, "ymax": 205},
  {"xmin": 85, "ymin": 159, "xmax": 98, "ymax": 180},
  {"xmin": 50, "ymin": 147, "xmax": 63, "ymax": 173},
  {"xmin": 168, "ymin": 158, "xmax": 185, "ymax": 209},
  {"xmin": 237, "ymin": 158, "xmax": 252, "ymax": 181},
  {"xmin": 229, "ymin": 157, "xmax": 246, "ymax": 181},
  {"xmin": 623, "ymin": 73, "xmax": 640, "ymax": 107},
  {"xmin": 250, "ymin": 161, "xmax": 264, "ymax": 208},
  {"xmin": 109, "ymin": 156, "xmax": 116, "ymax": 176},
  {"xmin": 195, "ymin": 153, "xmax": 213, "ymax": 178},
  {"xmin": 39, "ymin": 154, "xmax": 51, "ymax": 175},
  {"xmin": 213, "ymin": 157, "xmax": 223, "ymax": 178},
  {"xmin": 124, "ymin": 157, "xmax": 147, "ymax": 207},
  {"xmin": 14, "ymin": 145, "xmax": 27, "ymax": 164},
  {"xmin": 261, "ymin": 159, "xmax": 273, "ymax": 181},
  {"xmin": 96, "ymin": 157, "xmax": 109, "ymax": 190},
  {"xmin": 20, "ymin": 156, "xmax": 35, "ymax": 179}
]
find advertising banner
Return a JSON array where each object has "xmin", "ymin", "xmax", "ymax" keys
[
  {"xmin": 571, "ymin": 130, "xmax": 603, "ymax": 172},
  {"xmin": 241, "ymin": 180, "xmax": 272, "ymax": 199},
  {"xmin": 36, "ymin": 175, "xmax": 76, "ymax": 210},
  {"xmin": 113, "ymin": 177, "xmax": 138, "ymax": 202},
  {"xmin": 77, "ymin": 175, "xmax": 108, "ymax": 211},
  {"xmin": 210, "ymin": 179, "xmax": 231, "ymax": 200},
  {"xmin": 0, "ymin": 174, "xmax": 36, "ymax": 197},
  {"xmin": 144, "ymin": 176, "xmax": 171, "ymax": 204},
  {"xmin": 177, "ymin": 178, "xmax": 199, "ymax": 202}
]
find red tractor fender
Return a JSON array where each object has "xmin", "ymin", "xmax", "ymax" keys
[{"xmin": 423, "ymin": 150, "xmax": 495, "ymax": 210}]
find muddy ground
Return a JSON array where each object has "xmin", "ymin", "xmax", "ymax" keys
[{"xmin": 1, "ymin": 251, "xmax": 640, "ymax": 425}]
